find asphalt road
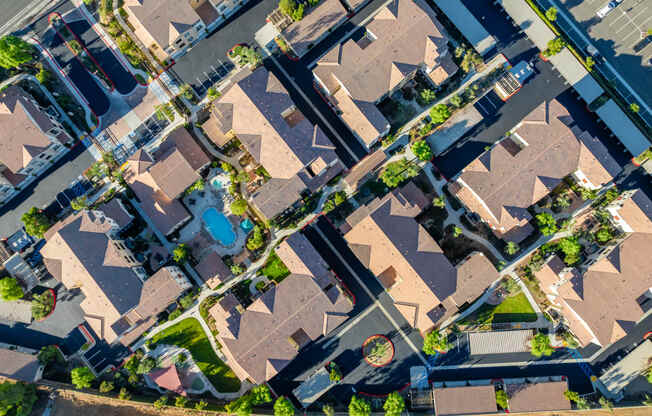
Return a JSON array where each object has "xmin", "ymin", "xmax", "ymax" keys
[{"xmin": 0, "ymin": 141, "xmax": 95, "ymax": 238}]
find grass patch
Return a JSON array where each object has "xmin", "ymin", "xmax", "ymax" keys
[
  {"xmin": 150, "ymin": 318, "xmax": 240, "ymax": 392},
  {"xmin": 259, "ymin": 252, "xmax": 290, "ymax": 283},
  {"xmin": 460, "ymin": 293, "xmax": 537, "ymax": 327}
]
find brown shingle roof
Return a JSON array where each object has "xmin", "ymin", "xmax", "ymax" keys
[
  {"xmin": 0, "ymin": 86, "xmax": 61, "ymax": 174},
  {"xmin": 282, "ymin": 0, "xmax": 348, "ymax": 56},
  {"xmin": 97, "ymin": 198, "xmax": 133, "ymax": 230},
  {"xmin": 344, "ymin": 183, "xmax": 497, "ymax": 332},
  {"xmin": 131, "ymin": 266, "xmax": 188, "ymax": 319},
  {"xmin": 0, "ymin": 348, "xmax": 41, "ymax": 382},
  {"xmin": 342, "ymin": 148, "xmax": 386, "ymax": 190},
  {"xmin": 506, "ymin": 381, "xmax": 571, "ymax": 413},
  {"xmin": 125, "ymin": 0, "xmax": 200, "ymax": 48},
  {"xmin": 433, "ymin": 385, "xmax": 497, "ymax": 416},
  {"xmin": 153, "ymin": 127, "xmax": 210, "ymax": 172},
  {"xmin": 276, "ymin": 233, "xmax": 333, "ymax": 289},
  {"xmin": 194, "ymin": 250, "xmax": 232, "ymax": 289},
  {"xmin": 455, "ymin": 100, "xmax": 622, "ymax": 242}
]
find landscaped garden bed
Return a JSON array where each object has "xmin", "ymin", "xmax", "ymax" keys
[
  {"xmin": 258, "ymin": 252, "xmax": 290, "ymax": 283},
  {"xmin": 362, "ymin": 334, "xmax": 394, "ymax": 367},
  {"xmin": 149, "ymin": 318, "xmax": 240, "ymax": 392}
]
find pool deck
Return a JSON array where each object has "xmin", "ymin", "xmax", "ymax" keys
[{"xmin": 179, "ymin": 171, "xmax": 246, "ymax": 257}]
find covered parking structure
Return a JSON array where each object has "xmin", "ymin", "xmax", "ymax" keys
[
  {"xmin": 596, "ymin": 100, "xmax": 651, "ymax": 158},
  {"xmin": 431, "ymin": 0, "xmax": 496, "ymax": 57}
]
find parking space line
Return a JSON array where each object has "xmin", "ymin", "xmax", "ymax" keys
[{"xmin": 475, "ymin": 100, "xmax": 489, "ymax": 115}]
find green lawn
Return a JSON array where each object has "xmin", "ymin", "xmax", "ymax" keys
[
  {"xmin": 460, "ymin": 293, "xmax": 537, "ymax": 326},
  {"xmin": 259, "ymin": 252, "xmax": 290, "ymax": 283},
  {"xmin": 150, "ymin": 318, "xmax": 240, "ymax": 392}
]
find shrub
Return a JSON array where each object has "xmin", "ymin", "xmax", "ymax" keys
[
  {"xmin": 154, "ymin": 396, "xmax": 168, "ymax": 409},
  {"xmin": 530, "ymin": 332, "xmax": 554, "ymax": 357},
  {"xmin": 231, "ymin": 264, "xmax": 244, "ymax": 275},
  {"xmin": 175, "ymin": 395, "xmax": 189, "ymax": 408},
  {"xmin": 449, "ymin": 94, "xmax": 463, "ymax": 108},
  {"xmin": 349, "ymin": 395, "xmax": 371, "ymax": 416},
  {"xmin": 274, "ymin": 396, "xmax": 295, "ymax": 416},
  {"xmin": 423, "ymin": 330, "xmax": 450, "ymax": 354},
  {"xmin": 118, "ymin": 387, "xmax": 131, "ymax": 400},
  {"xmin": 495, "ymin": 389, "xmax": 508, "ymax": 409},
  {"xmin": 417, "ymin": 89, "xmax": 436, "ymax": 105},
  {"xmin": 380, "ymin": 159, "xmax": 418, "ymax": 188},
  {"xmin": 231, "ymin": 199, "xmax": 248, "ymax": 216},
  {"xmin": 168, "ymin": 309, "xmax": 182, "ymax": 321},
  {"xmin": 246, "ymin": 226, "xmax": 264, "ymax": 251},
  {"xmin": 430, "ymin": 104, "xmax": 451, "ymax": 124},
  {"xmin": 595, "ymin": 226, "xmax": 612, "ymax": 243},
  {"xmin": 195, "ymin": 400, "xmax": 208, "ymax": 410},
  {"xmin": 411, "ymin": 140, "xmax": 433, "ymax": 161},
  {"xmin": 136, "ymin": 357, "xmax": 156, "ymax": 374},
  {"xmin": 543, "ymin": 37, "xmax": 566, "ymax": 57},
  {"xmin": 172, "ymin": 244, "xmax": 189, "ymax": 263},
  {"xmin": 38, "ymin": 345, "xmax": 61, "ymax": 365},
  {"xmin": 432, "ymin": 195, "xmax": 445, "ymax": 208},
  {"xmin": 545, "ymin": 6, "xmax": 557, "ymax": 21},
  {"xmin": 535, "ymin": 212, "xmax": 557, "ymax": 236},
  {"xmin": 630, "ymin": 103, "xmax": 640, "ymax": 113},
  {"xmin": 21, "ymin": 207, "xmax": 51, "ymax": 238},
  {"xmin": 251, "ymin": 384, "xmax": 273, "ymax": 405},
  {"xmin": 71, "ymin": 366, "xmax": 95, "ymax": 389},
  {"xmin": 383, "ymin": 392, "xmax": 405, "ymax": 416},
  {"xmin": 99, "ymin": 381, "xmax": 114, "ymax": 393},
  {"xmin": 0, "ymin": 277, "xmax": 23, "ymax": 301},
  {"xmin": 36, "ymin": 67, "xmax": 51, "ymax": 85},
  {"xmin": 452, "ymin": 226, "xmax": 462, "ymax": 238},
  {"xmin": 323, "ymin": 404, "xmax": 335, "ymax": 416},
  {"xmin": 504, "ymin": 241, "xmax": 520, "ymax": 255}
]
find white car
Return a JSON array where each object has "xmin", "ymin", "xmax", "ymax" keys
[{"xmin": 597, "ymin": 0, "xmax": 623, "ymax": 18}]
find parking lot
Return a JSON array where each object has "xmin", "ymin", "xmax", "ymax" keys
[
  {"xmin": 171, "ymin": 0, "xmax": 276, "ymax": 95},
  {"xmin": 555, "ymin": 0, "xmax": 652, "ymax": 119}
]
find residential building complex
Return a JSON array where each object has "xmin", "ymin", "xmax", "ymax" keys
[
  {"xmin": 342, "ymin": 183, "xmax": 498, "ymax": 333},
  {"xmin": 313, "ymin": 0, "xmax": 457, "ymax": 148},
  {"xmin": 124, "ymin": 127, "xmax": 210, "ymax": 235},
  {"xmin": 41, "ymin": 210, "xmax": 192, "ymax": 345},
  {"xmin": 450, "ymin": 99, "xmax": 623, "ymax": 243},
  {"xmin": 209, "ymin": 233, "xmax": 352, "ymax": 384},
  {"xmin": 207, "ymin": 68, "xmax": 344, "ymax": 220},
  {"xmin": 0, "ymin": 86, "xmax": 73, "ymax": 204}
]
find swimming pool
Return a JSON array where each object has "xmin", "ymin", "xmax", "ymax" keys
[
  {"xmin": 202, "ymin": 208, "xmax": 236, "ymax": 246},
  {"xmin": 240, "ymin": 218, "xmax": 254, "ymax": 233},
  {"xmin": 211, "ymin": 177, "xmax": 226, "ymax": 190}
]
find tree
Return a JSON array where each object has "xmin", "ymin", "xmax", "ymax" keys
[
  {"xmin": 21, "ymin": 207, "xmax": 51, "ymax": 238},
  {"xmin": 460, "ymin": 49, "xmax": 482, "ymax": 73},
  {"xmin": 504, "ymin": 241, "xmax": 520, "ymax": 255},
  {"xmin": 454, "ymin": 46, "xmax": 465, "ymax": 58},
  {"xmin": 545, "ymin": 7, "xmax": 557, "ymax": 21},
  {"xmin": 535, "ymin": 212, "xmax": 558, "ymax": 236},
  {"xmin": 173, "ymin": 244, "xmax": 189, "ymax": 263},
  {"xmin": 0, "ymin": 36, "xmax": 35, "ymax": 69},
  {"xmin": 0, "ymin": 277, "xmax": 23, "ymax": 301},
  {"xmin": 36, "ymin": 67, "xmax": 51, "ymax": 85},
  {"xmin": 251, "ymin": 385, "xmax": 273, "ymax": 405},
  {"xmin": 495, "ymin": 389, "xmax": 508, "ymax": 409},
  {"xmin": 99, "ymin": 381, "xmax": 114, "ymax": 393},
  {"xmin": 599, "ymin": 396, "xmax": 613, "ymax": 412},
  {"xmin": 580, "ymin": 187, "xmax": 598, "ymax": 201},
  {"xmin": 349, "ymin": 395, "xmax": 371, "ymax": 416},
  {"xmin": 379, "ymin": 159, "xmax": 418, "ymax": 188},
  {"xmin": 231, "ymin": 264, "xmax": 244, "ymax": 275},
  {"xmin": 32, "ymin": 290, "xmax": 55, "ymax": 320},
  {"xmin": 179, "ymin": 293, "xmax": 194, "ymax": 310},
  {"xmin": 430, "ymin": 104, "xmax": 451, "ymax": 124},
  {"xmin": 423, "ymin": 330, "xmax": 451, "ymax": 354},
  {"xmin": 323, "ymin": 404, "xmax": 335, "ymax": 416},
  {"xmin": 630, "ymin": 103, "xmax": 640, "ymax": 113},
  {"xmin": 554, "ymin": 194, "xmax": 570, "ymax": 209},
  {"xmin": 38, "ymin": 345, "xmax": 61, "ymax": 365},
  {"xmin": 231, "ymin": 199, "xmax": 248, "ymax": 216},
  {"xmin": 449, "ymin": 94, "xmax": 463, "ymax": 108},
  {"xmin": 383, "ymin": 392, "xmax": 405, "ymax": 416},
  {"xmin": 543, "ymin": 37, "xmax": 566, "ymax": 57},
  {"xmin": 246, "ymin": 226, "xmax": 264, "ymax": 251},
  {"xmin": 411, "ymin": 140, "xmax": 433, "ymax": 161},
  {"xmin": 585, "ymin": 56, "xmax": 595, "ymax": 71},
  {"xmin": 418, "ymin": 89, "xmax": 437, "ymax": 105},
  {"xmin": 328, "ymin": 363, "xmax": 342, "ymax": 382},
  {"xmin": 279, "ymin": 0, "xmax": 297, "ymax": 16},
  {"xmin": 291, "ymin": 3, "xmax": 305, "ymax": 21},
  {"xmin": 153, "ymin": 396, "xmax": 168, "ymax": 409},
  {"xmin": 71, "ymin": 366, "xmax": 95, "ymax": 389},
  {"xmin": 595, "ymin": 226, "xmax": 612, "ymax": 243},
  {"xmin": 70, "ymin": 196, "xmax": 88, "ymax": 211},
  {"xmin": 558, "ymin": 236, "xmax": 581, "ymax": 265},
  {"xmin": 274, "ymin": 396, "xmax": 295, "ymax": 416},
  {"xmin": 0, "ymin": 381, "xmax": 37, "ymax": 416},
  {"xmin": 564, "ymin": 390, "xmax": 589, "ymax": 409},
  {"xmin": 136, "ymin": 357, "xmax": 156, "ymax": 374},
  {"xmin": 530, "ymin": 332, "xmax": 554, "ymax": 357},
  {"xmin": 432, "ymin": 195, "xmax": 445, "ymax": 208},
  {"xmin": 175, "ymin": 395, "xmax": 188, "ymax": 408},
  {"xmin": 452, "ymin": 226, "xmax": 462, "ymax": 238},
  {"xmin": 207, "ymin": 87, "xmax": 221, "ymax": 100},
  {"xmin": 195, "ymin": 400, "xmax": 208, "ymax": 410},
  {"xmin": 86, "ymin": 161, "xmax": 107, "ymax": 179},
  {"xmin": 185, "ymin": 179, "xmax": 205, "ymax": 195}
]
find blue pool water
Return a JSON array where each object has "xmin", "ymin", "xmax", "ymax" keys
[
  {"xmin": 211, "ymin": 177, "xmax": 225, "ymax": 190},
  {"xmin": 240, "ymin": 218, "xmax": 254, "ymax": 232},
  {"xmin": 202, "ymin": 208, "xmax": 236, "ymax": 246}
]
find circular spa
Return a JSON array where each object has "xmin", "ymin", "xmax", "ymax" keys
[{"xmin": 202, "ymin": 207, "xmax": 236, "ymax": 246}]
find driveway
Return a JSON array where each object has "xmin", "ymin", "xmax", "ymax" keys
[{"xmin": 171, "ymin": 0, "xmax": 276, "ymax": 95}]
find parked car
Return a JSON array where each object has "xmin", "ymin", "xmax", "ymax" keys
[{"xmin": 597, "ymin": 0, "xmax": 623, "ymax": 18}]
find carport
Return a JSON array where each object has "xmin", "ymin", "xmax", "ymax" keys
[
  {"xmin": 548, "ymin": 49, "xmax": 603, "ymax": 104},
  {"xmin": 596, "ymin": 100, "xmax": 651, "ymax": 157},
  {"xmin": 469, "ymin": 329, "xmax": 532, "ymax": 355}
]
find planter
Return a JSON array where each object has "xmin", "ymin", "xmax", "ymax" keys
[{"xmin": 362, "ymin": 334, "xmax": 394, "ymax": 367}]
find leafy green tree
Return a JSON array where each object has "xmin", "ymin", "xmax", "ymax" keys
[
  {"xmin": 349, "ymin": 395, "xmax": 371, "ymax": 416},
  {"xmin": 32, "ymin": 290, "xmax": 55, "ymax": 320},
  {"xmin": 207, "ymin": 87, "xmax": 221, "ymax": 100},
  {"xmin": 172, "ymin": 244, "xmax": 189, "ymax": 263},
  {"xmin": 504, "ymin": 241, "xmax": 520, "ymax": 256},
  {"xmin": 86, "ymin": 161, "xmax": 107, "ymax": 179},
  {"xmin": 36, "ymin": 67, "xmax": 51, "ymax": 85},
  {"xmin": 579, "ymin": 187, "xmax": 597, "ymax": 201},
  {"xmin": 323, "ymin": 404, "xmax": 335, "ymax": 416},
  {"xmin": 558, "ymin": 236, "xmax": 581, "ymax": 265},
  {"xmin": 71, "ymin": 366, "xmax": 95, "ymax": 389},
  {"xmin": 251, "ymin": 385, "xmax": 273, "ymax": 405},
  {"xmin": 21, "ymin": 207, "xmax": 51, "ymax": 238},
  {"xmin": 452, "ymin": 226, "xmax": 462, "ymax": 238},
  {"xmin": 231, "ymin": 264, "xmax": 244, "ymax": 275},
  {"xmin": 530, "ymin": 332, "xmax": 554, "ymax": 357},
  {"xmin": 99, "ymin": 381, "xmax": 114, "ymax": 393},
  {"xmin": 383, "ymin": 392, "xmax": 405, "ymax": 416},
  {"xmin": 535, "ymin": 212, "xmax": 558, "ymax": 236},
  {"xmin": 554, "ymin": 194, "xmax": 571, "ymax": 209},
  {"xmin": 630, "ymin": 103, "xmax": 640, "ymax": 113},
  {"xmin": 543, "ymin": 37, "xmax": 566, "ymax": 57},
  {"xmin": 422, "ymin": 330, "xmax": 450, "ymax": 354},
  {"xmin": 564, "ymin": 390, "xmax": 589, "ymax": 409},
  {"xmin": 0, "ymin": 277, "xmax": 23, "ymax": 301},
  {"xmin": 38, "ymin": 345, "xmax": 61, "ymax": 365},
  {"xmin": 195, "ymin": 400, "xmax": 208, "ymax": 410},
  {"xmin": 418, "ymin": 89, "xmax": 436, "ymax": 105},
  {"xmin": 495, "ymin": 389, "xmax": 508, "ymax": 409},
  {"xmin": 185, "ymin": 179, "xmax": 205, "ymax": 195},
  {"xmin": 599, "ymin": 396, "xmax": 613, "ymax": 412},
  {"xmin": 0, "ymin": 36, "xmax": 35, "ymax": 69},
  {"xmin": 231, "ymin": 199, "xmax": 248, "ymax": 216},
  {"xmin": 454, "ymin": 46, "xmax": 465, "ymax": 58},
  {"xmin": 379, "ymin": 159, "xmax": 418, "ymax": 188},
  {"xmin": 460, "ymin": 49, "xmax": 482, "ymax": 73},
  {"xmin": 545, "ymin": 7, "xmax": 557, "ymax": 21},
  {"xmin": 179, "ymin": 293, "xmax": 194, "ymax": 310},
  {"xmin": 153, "ymin": 396, "xmax": 168, "ymax": 409},
  {"xmin": 432, "ymin": 195, "xmax": 445, "ymax": 208},
  {"xmin": 595, "ymin": 226, "xmax": 612, "ymax": 243},
  {"xmin": 175, "ymin": 395, "xmax": 188, "ymax": 408},
  {"xmin": 246, "ymin": 226, "xmax": 264, "ymax": 251},
  {"xmin": 0, "ymin": 381, "xmax": 37, "ymax": 416},
  {"xmin": 124, "ymin": 353, "xmax": 141, "ymax": 376},
  {"xmin": 291, "ymin": 3, "xmax": 305, "ymax": 21},
  {"xmin": 274, "ymin": 396, "xmax": 295, "ymax": 416},
  {"xmin": 449, "ymin": 94, "xmax": 463, "ymax": 108},
  {"xmin": 279, "ymin": 0, "xmax": 296, "ymax": 16},
  {"xmin": 136, "ymin": 357, "xmax": 156, "ymax": 374},
  {"xmin": 430, "ymin": 104, "xmax": 451, "ymax": 124},
  {"xmin": 412, "ymin": 140, "xmax": 433, "ymax": 161},
  {"xmin": 71, "ymin": 196, "xmax": 88, "ymax": 211}
]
